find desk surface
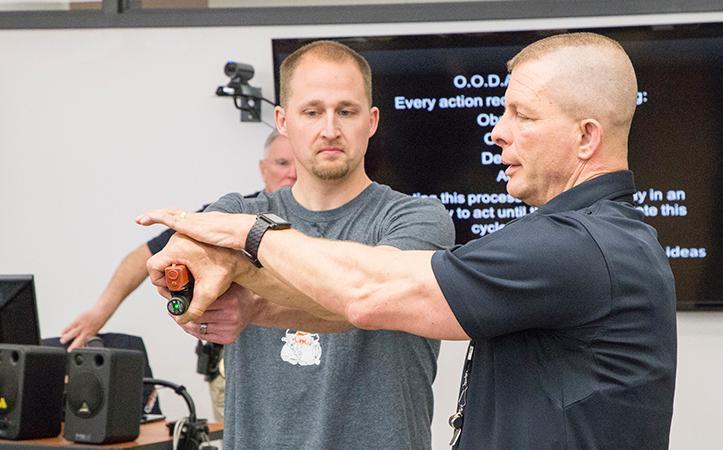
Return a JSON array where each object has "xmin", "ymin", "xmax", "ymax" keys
[{"xmin": 0, "ymin": 421, "xmax": 223, "ymax": 449}]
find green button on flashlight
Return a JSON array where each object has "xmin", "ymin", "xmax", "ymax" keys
[{"xmin": 167, "ymin": 297, "xmax": 189, "ymax": 316}]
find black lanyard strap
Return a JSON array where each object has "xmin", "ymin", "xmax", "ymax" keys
[{"xmin": 449, "ymin": 341, "xmax": 475, "ymax": 447}]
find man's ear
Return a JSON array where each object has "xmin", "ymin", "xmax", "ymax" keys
[
  {"xmin": 578, "ymin": 119, "xmax": 602, "ymax": 161},
  {"xmin": 275, "ymin": 106, "xmax": 288, "ymax": 135},
  {"xmin": 368, "ymin": 106, "xmax": 380, "ymax": 138}
]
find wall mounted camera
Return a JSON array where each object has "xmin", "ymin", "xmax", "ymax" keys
[
  {"xmin": 223, "ymin": 61, "xmax": 255, "ymax": 83},
  {"xmin": 215, "ymin": 61, "xmax": 265, "ymax": 123}
]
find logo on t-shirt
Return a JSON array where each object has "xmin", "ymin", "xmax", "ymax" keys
[{"xmin": 280, "ymin": 330, "xmax": 321, "ymax": 366}]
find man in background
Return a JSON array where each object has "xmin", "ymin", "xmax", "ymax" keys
[{"xmin": 61, "ymin": 129, "xmax": 297, "ymax": 421}]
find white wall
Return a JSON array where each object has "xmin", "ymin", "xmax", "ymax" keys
[{"xmin": 1, "ymin": 11, "xmax": 721, "ymax": 450}]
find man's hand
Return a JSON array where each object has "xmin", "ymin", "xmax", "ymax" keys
[
  {"xmin": 178, "ymin": 283, "xmax": 262, "ymax": 344},
  {"xmin": 139, "ymin": 208, "xmax": 345, "ymax": 321},
  {"xmin": 137, "ymin": 209, "xmax": 255, "ymax": 251},
  {"xmin": 60, "ymin": 307, "xmax": 109, "ymax": 351},
  {"xmin": 146, "ymin": 232, "xmax": 253, "ymax": 324}
]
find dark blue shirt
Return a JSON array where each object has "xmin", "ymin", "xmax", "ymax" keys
[
  {"xmin": 146, "ymin": 205, "xmax": 210, "ymax": 255},
  {"xmin": 432, "ymin": 171, "xmax": 677, "ymax": 449}
]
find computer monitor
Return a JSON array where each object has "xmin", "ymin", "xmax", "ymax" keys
[{"xmin": 0, "ymin": 275, "xmax": 41, "ymax": 345}]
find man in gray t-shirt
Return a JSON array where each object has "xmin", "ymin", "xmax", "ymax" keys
[
  {"xmin": 140, "ymin": 40, "xmax": 454, "ymax": 448},
  {"xmin": 208, "ymin": 183, "xmax": 452, "ymax": 448}
]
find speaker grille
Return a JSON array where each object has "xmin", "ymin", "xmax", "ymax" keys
[{"xmin": 67, "ymin": 372, "xmax": 104, "ymax": 419}]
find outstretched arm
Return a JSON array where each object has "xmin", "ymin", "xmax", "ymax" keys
[
  {"xmin": 258, "ymin": 230, "xmax": 467, "ymax": 339},
  {"xmin": 234, "ymin": 257, "xmax": 344, "ymax": 322},
  {"xmin": 138, "ymin": 209, "xmax": 467, "ymax": 340},
  {"xmin": 61, "ymin": 243, "xmax": 152, "ymax": 350},
  {"xmin": 145, "ymin": 232, "xmax": 346, "ymax": 326},
  {"xmin": 176, "ymin": 283, "xmax": 351, "ymax": 344}
]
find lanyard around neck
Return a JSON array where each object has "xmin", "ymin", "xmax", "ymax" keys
[{"xmin": 449, "ymin": 341, "xmax": 475, "ymax": 447}]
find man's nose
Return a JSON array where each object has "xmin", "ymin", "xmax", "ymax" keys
[
  {"xmin": 490, "ymin": 114, "xmax": 510, "ymax": 149},
  {"xmin": 320, "ymin": 113, "xmax": 341, "ymax": 140}
]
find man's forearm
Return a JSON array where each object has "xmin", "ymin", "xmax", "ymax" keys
[
  {"xmin": 95, "ymin": 243, "xmax": 152, "ymax": 316},
  {"xmin": 256, "ymin": 229, "xmax": 454, "ymax": 337},
  {"xmin": 234, "ymin": 260, "xmax": 345, "ymax": 322},
  {"xmin": 253, "ymin": 299, "xmax": 352, "ymax": 333}
]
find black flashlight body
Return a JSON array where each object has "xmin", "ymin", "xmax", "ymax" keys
[{"xmin": 165, "ymin": 265, "xmax": 194, "ymax": 316}]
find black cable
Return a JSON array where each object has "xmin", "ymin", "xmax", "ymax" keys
[
  {"xmin": 232, "ymin": 95, "xmax": 243, "ymax": 111},
  {"xmin": 232, "ymin": 94, "xmax": 276, "ymax": 109},
  {"xmin": 143, "ymin": 378, "xmax": 217, "ymax": 450},
  {"xmin": 143, "ymin": 377, "xmax": 197, "ymax": 423},
  {"xmin": 232, "ymin": 96, "xmax": 275, "ymax": 129},
  {"xmin": 259, "ymin": 96, "xmax": 276, "ymax": 106}
]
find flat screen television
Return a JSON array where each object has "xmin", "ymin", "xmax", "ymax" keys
[
  {"xmin": 272, "ymin": 22, "xmax": 722, "ymax": 310},
  {"xmin": 0, "ymin": 275, "xmax": 41, "ymax": 345}
]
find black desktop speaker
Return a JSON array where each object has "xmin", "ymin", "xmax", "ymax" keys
[
  {"xmin": 63, "ymin": 347, "xmax": 144, "ymax": 444},
  {"xmin": 0, "ymin": 344, "xmax": 66, "ymax": 439}
]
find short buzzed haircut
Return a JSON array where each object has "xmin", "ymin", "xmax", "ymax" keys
[
  {"xmin": 508, "ymin": 32, "xmax": 626, "ymax": 71},
  {"xmin": 279, "ymin": 40, "xmax": 373, "ymax": 108},
  {"xmin": 508, "ymin": 32, "xmax": 638, "ymax": 130}
]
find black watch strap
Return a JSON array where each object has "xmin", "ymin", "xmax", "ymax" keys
[{"xmin": 242, "ymin": 213, "xmax": 291, "ymax": 268}]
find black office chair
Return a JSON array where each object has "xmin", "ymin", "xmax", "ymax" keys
[{"xmin": 42, "ymin": 332, "xmax": 162, "ymax": 416}]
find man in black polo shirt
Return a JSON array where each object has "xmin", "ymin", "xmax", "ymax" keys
[{"xmin": 140, "ymin": 32, "xmax": 677, "ymax": 449}]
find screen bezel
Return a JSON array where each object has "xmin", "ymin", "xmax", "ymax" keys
[{"xmin": 0, "ymin": 275, "xmax": 41, "ymax": 345}]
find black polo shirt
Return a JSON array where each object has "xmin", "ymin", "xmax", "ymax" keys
[{"xmin": 431, "ymin": 171, "xmax": 677, "ymax": 449}]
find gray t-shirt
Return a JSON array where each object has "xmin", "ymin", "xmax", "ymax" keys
[{"xmin": 207, "ymin": 182, "xmax": 455, "ymax": 450}]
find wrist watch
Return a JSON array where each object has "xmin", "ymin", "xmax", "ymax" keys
[{"xmin": 242, "ymin": 213, "xmax": 291, "ymax": 268}]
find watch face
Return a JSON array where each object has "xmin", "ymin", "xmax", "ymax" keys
[{"xmin": 262, "ymin": 213, "xmax": 290, "ymax": 226}]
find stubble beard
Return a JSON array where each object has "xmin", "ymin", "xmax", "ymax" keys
[
  {"xmin": 311, "ymin": 157, "xmax": 351, "ymax": 181},
  {"xmin": 310, "ymin": 159, "xmax": 351, "ymax": 181}
]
